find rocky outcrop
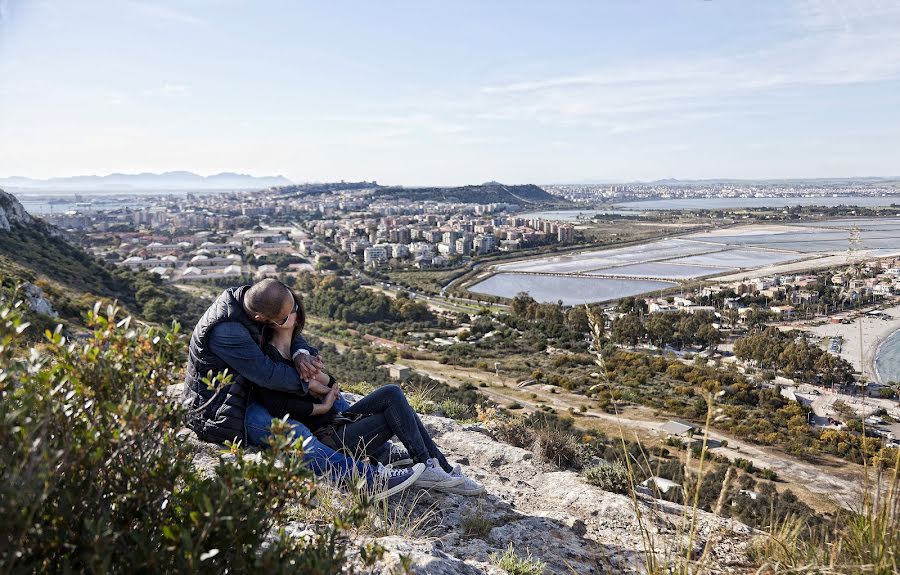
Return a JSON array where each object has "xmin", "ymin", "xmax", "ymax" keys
[
  {"xmin": 20, "ymin": 282, "xmax": 58, "ymax": 317},
  {"xmin": 187, "ymin": 408, "xmax": 754, "ymax": 573},
  {"xmin": 0, "ymin": 189, "xmax": 34, "ymax": 231}
]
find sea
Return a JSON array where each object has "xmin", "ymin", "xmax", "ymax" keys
[{"xmin": 875, "ymin": 330, "xmax": 900, "ymax": 385}]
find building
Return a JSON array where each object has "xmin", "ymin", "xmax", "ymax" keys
[
  {"xmin": 660, "ymin": 420, "xmax": 700, "ymax": 438},
  {"xmin": 363, "ymin": 245, "xmax": 389, "ymax": 265},
  {"xmin": 382, "ymin": 364, "xmax": 411, "ymax": 381}
]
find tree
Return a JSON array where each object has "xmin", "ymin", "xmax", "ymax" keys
[
  {"xmin": 645, "ymin": 314, "xmax": 675, "ymax": 348},
  {"xmin": 697, "ymin": 324, "xmax": 721, "ymax": 354},
  {"xmin": 611, "ymin": 313, "xmax": 645, "ymax": 347}
]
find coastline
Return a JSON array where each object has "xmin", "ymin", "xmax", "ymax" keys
[
  {"xmin": 805, "ymin": 303, "xmax": 900, "ymax": 384},
  {"xmin": 874, "ymin": 329, "xmax": 900, "ymax": 385}
]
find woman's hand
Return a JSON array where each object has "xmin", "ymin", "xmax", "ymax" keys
[
  {"xmin": 321, "ymin": 384, "xmax": 341, "ymax": 410},
  {"xmin": 311, "ymin": 384, "xmax": 341, "ymax": 415}
]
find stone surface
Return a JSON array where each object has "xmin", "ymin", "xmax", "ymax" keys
[
  {"xmin": 0, "ymin": 189, "xmax": 34, "ymax": 231},
  {"xmin": 21, "ymin": 282, "xmax": 58, "ymax": 317},
  {"xmin": 186, "ymin": 400, "xmax": 754, "ymax": 573}
]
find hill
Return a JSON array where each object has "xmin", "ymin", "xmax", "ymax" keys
[
  {"xmin": 186, "ymin": 399, "xmax": 753, "ymax": 573},
  {"xmin": 372, "ymin": 182, "xmax": 563, "ymax": 205},
  {"xmin": 0, "ymin": 188, "xmax": 205, "ymax": 331}
]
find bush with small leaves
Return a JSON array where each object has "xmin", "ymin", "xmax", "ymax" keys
[
  {"xmin": 0, "ymin": 299, "xmax": 371, "ymax": 574},
  {"xmin": 438, "ymin": 399, "xmax": 474, "ymax": 421},
  {"xmin": 583, "ymin": 461, "xmax": 631, "ymax": 495}
]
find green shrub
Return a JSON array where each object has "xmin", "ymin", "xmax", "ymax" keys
[
  {"xmin": 489, "ymin": 543, "xmax": 546, "ymax": 575},
  {"xmin": 758, "ymin": 468, "xmax": 778, "ymax": 481},
  {"xmin": 0, "ymin": 299, "xmax": 369, "ymax": 573},
  {"xmin": 438, "ymin": 399, "xmax": 474, "ymax": 421},
  {"xmin": 583, "ymin": 461, "xmax": 631, "ymax": 495},
  {"xmin": 461, "ymin": 506, "xmax": 494, "ymax": 540},
  {"xmin": 532, "ymin": 428, "xmax": 590, "ymax": 471}
]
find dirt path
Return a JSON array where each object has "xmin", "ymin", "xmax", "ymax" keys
[{"xmin": 403, "ymin": 358, "xmax": 864, "ymax": 511}]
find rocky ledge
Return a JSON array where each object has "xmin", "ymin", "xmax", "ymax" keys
[{"xmin": 189, "ymin": 412, "xmax": 754, "ymax": 574}]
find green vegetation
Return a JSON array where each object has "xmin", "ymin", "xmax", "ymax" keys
[
  {"xmin": 609, "ymin": 308, "xmax": 721, "ymax": 351},
  {"xmin": 489, "ymin": 543, "xmax": 546, "ymax": 575},
  {"xmin": 371, "ymin": 182, "xmax": 560, "ymax": 205},
  {"xmin": 461, "ymin": 505, "xmax": 494, "ymax": 540},
  {"xmin": 600, "ymin": 349, "xmax": 896, "ymax": 464},
  {"xmin": 583, "ymin": 461, "xmax": 630, "ymax": 494},
  {"xmin": 297, "ymin": 274, "xmax": 434, "ymax": 324},
  {"xmin": 0, "ymin": 299, "xmax": 373, "ymax": 573},
  {"xmin": 734, "ymin": 327, "xmax": 856, "ymax": 388}
]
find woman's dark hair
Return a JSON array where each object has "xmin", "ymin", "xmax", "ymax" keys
[{"xmin": 288, "ymin": 286, "xmax": 306, "ymax": 333}]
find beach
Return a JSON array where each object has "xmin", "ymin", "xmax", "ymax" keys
[{"xmin": 805, "ymin": 303, "xmax": 900, "ymax": 383}]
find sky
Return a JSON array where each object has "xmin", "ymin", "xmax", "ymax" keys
[{"xmin": 0, "ymin": 0, "xmax": 899, "ymax": 186}]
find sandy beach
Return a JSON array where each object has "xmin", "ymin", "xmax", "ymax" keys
[{"xmin": 805, "ymin": 303, "xmax": 900, "ymax": 383}]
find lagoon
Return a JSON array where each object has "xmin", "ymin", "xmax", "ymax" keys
[
  {"xmin": 615, "ymin": 196, "xmax": 900, "ymax": 211},
  {"xmin": 468, "ymin": 273, "xmax": 676, "ymax": 305}
]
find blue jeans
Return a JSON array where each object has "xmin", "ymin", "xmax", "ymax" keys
[{"xmin": 245, "ymin": 394, "xmax": 376, "ymax": 483}]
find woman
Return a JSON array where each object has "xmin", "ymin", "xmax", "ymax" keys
[{"xmin": 253, "ymin": 288, "xmax": 482, "ymax": 494}]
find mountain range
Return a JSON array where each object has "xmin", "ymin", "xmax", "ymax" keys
[{"xmin": 0, "ymin": 171, "xmax": 292, "ymax": 191}]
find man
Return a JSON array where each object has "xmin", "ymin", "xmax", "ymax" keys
[{"xmin": 182, "ymin": 278, "xmax": 421, "ymax": 498}]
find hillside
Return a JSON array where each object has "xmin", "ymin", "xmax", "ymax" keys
[
  {"xmin": 372, "ymin": 182, "xmax": 563, "ymax": 205},
  {"xmin": 186, "ymin": 402, "xmax": 753, "ymax": 573},
  {"xmin": 0, "ymin": 189, "xmax": 205, "ymax": 330}
]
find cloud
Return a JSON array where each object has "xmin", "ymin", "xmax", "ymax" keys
[
  {"xmin": 476, "ymin": 0, "xmax": 900, "ymax": 133},
  {"xmin": 125, "ymin": 0, "xmax": 204, "ymax": 26},
  {"xmin": 162, "ymin": 83, "xmax": 190, "ymax": 96},
  {"xmin": 337, "ymin": 113, "xmax": 469, "ymax": 137}
]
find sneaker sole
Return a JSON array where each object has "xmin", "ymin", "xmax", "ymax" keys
[
  {"xmin": 374, "ymin": 463, "xmax": 425, "ymax": 501},
  {"xmin": 435, "ymin": 483, "xmax": 485, "ymax": 496},
  {"xmin": 415, "ymin": 475, "xmax": 466, "ymax": 489},
  {"xmin": 390, "ymin": 458, "xmax": 414, "ymax": 467}
]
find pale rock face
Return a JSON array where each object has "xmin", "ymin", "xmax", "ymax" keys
[
  {"xmin": 21, "ymin": 282, "xmax": 59, "ymax": 318},
  {"xmin": 0, "ymin": 189, "xmax": 34, "ymax": 231},
  {"xmin": 183, "ymin": 393, "xmax": 754, "ymax": 574}
]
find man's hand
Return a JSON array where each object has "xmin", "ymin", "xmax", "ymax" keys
[{"xmin": 294, "ymin": 353, "xmax": 321, "ymax": 381}]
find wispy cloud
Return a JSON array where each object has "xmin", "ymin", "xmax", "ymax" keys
[
  {"xmin": 476, "ymin": 0, "xmax": 900, "ymax": 133},
  {"xmin": 336, "ymin": 113, "xmax": 469, "ymax": 136},
  {"xmin": 125, "ymin": 0, "xmax": 204, "ymax": 26},
  {"xmin": 162, "ymin": 83, "xmax": 190, "ymax": 96}
]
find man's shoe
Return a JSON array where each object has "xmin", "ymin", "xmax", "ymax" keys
[
  {"xmin": 373, "ymin": 442, "xmax": 414, "ymax": 468},
  {"xmin": 414, "ymin": 459, "xmax": 465, "ymax": 489},
  {"xmin": 372, "ymin": 462, "xmax": 424, "ymax": 501},
  {"xmin": 435, "ymin": 464, "xmax": 485, "ymax": 496},
  {"xmin": 387, "ymin": 443, "xmax": 414, "ymax": 467}
]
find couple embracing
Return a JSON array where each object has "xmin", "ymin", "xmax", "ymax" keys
[{"xmin": 182, "ymin": 278, "xmax": 483, "ymax": 499}]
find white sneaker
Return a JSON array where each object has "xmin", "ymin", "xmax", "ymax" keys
[
  {"xmin": 414, "ymin": 459, "xmax": 465, "ymax": 489},
  {"xmin": 435, "ymin": 464, "xmax": 485, "ymax": 496},
  {"xmin": 372, "ymin": 462, "xmax": 425, "ymax": 501}
]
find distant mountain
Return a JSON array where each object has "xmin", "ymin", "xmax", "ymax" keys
[
  {"xmin": 0, "ymin": 171, "xmax": 292, "ymax": 191},
  {"xmin": 372, "ymin": 182, "xmax": 564, "ymax": 205}
]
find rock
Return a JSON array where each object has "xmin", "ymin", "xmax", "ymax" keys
[
  {"xmin": 21, "ymin": 282, "xmax": 58, "ymax": 318},
  {"xmin": 183, "ymin": 396, "xmax": 754, "ymax": 574},
  {"xmin": 0, "ymin": 189, "xmax": 34, "ymax": 231}
]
